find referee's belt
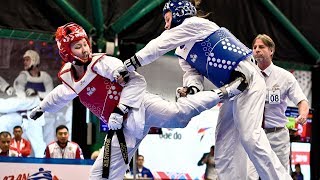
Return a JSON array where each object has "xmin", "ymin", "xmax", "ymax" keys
[
  {"xmin": 102, "ymin": 127, "xmax": 128, "ymax": 179},
  {"xmin": 264, "ymin": 127, "xmax": 285, "ymax": 134}
]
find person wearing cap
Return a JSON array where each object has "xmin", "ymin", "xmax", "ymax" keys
[
  {"xmin": 14, "ymin": 50, "xmax": 53, "ymax": 99},
  {"xmin": 29, "ymin": 22, "xmax": 245, "ymax": 179},
  {"xmin": 121, "ymin": 0, "xmax": 292, "ymax": 179}
]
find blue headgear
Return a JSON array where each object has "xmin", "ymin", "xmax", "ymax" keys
[{"xmin": 163, "ymin": 0, "xmax": 197, "ymax": 27}]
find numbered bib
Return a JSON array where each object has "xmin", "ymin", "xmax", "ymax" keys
[{"xmin": 268, "ymin": 89, "xmax": 281, "ymax": 104}]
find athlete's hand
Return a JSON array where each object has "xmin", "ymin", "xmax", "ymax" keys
[
  {"xmin": 176, "ymin": 87, "xmax": 188, "ymax": 98},
  {"xmin": 5, "ymin": 86, "xmax": 15, "ymax": 96},
  {"xmin": 29, "ymin": 106, "xmax": 44, "ymax": 120},
  {"xmin": 176, "ymin": 86, "xmax": 200, "ymax": 98},
  {"xmin": 25, "ymin": 88, "xmax": 37, "ymax": 96},
  {"xmin": 113, "ymin": 66, "xmax": 129, "ymax": 85},
  {"xmin": 116, "ymin": 76, "xmax": 125, "ymax": 85},
  {"xmin": 108, "ymin": 113, "xmax": 123, "ymax": 130}
]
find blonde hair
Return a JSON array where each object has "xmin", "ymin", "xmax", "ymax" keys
[
  {"xmin": 192, "ymin": 0, "xmax": 212, "ymax": 18},
  {"xmin": 252, "ymin": 34, "xmax": 276, "ymax": 55}
]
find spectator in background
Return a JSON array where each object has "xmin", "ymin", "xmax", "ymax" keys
[
  {"xmin": 291, "ymin": 163, "xmax": 303, "ymax": 180},
  {"xmin": 130, "ymin": 155, "xmax": 154, "ymax": 179},
  {"xmin": 10, "ymin": 125, "xmax": 31, "ymax": 157},
  {"xmin": 45, "ymin": 125, "xmax": 83, "ymax": 159},
  {"xmin": 198, "ymin": 145, "xmax": 218, "ymax": 180},
  {"xmin": 13, "ymin": 49, "xmax": 53, "ymax": 158},
  {"xmin": 0, "ymin": 131, "xmax": 18, "ymax": 157},
  {"xmin": 14, "ymin": 49, "xmax": 53, "ymax": 99},
  {"xmin": 247, "ymin": 34, "xmax": 309, "ymax": 179}
]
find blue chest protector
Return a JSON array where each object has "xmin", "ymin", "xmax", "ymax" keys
[
  {"xmin": 175, "ymin": 27, "xmax": 252, "ymax": 88},
  {"xmin": 25, "ymin": 82, "xmax": 45, "ymax": 92}
]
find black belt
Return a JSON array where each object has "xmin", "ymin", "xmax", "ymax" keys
[
  {"xmin": 264, "ymin": 127, "xmax": 285, "ymax": 134},
  {"xmin": 102, "ymin": 128, "xmax": 128, "ymax": 179}
]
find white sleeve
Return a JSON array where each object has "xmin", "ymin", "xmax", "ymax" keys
[
  {"xmin": 179, "ymin": 58, "xmax": 204, "ymax": 91},
  {"xmin": 119, "ymin": 72, "xmax": 147, "ymax": 108},
  {"xmin": 93, "ymin": 55, "xmax": 147, "ymax": 108},
  {"xmin": 38, "ymin": 72, "xmax": 54, "ymax": 99},
  {"xmin": 92, "ymin": 55, "xmax": 123, "ymax": 82},
  {"xmin": 136, "ymin": 17, "xmax": 219, "ymax": 66},
  {"xmin": 287, "ymin": 74, "xmax": 308, "ymax": 105},
  {"xmin": 13, "ymin": 71, "xmax": 28, "ymax": 97},
  {"xmin": 0, "ymin": 96, "xmax": 40, "ymax": 113},
  {"xmin": 40, "ymin": 84, "xmax": 77, "ymax": 113}
]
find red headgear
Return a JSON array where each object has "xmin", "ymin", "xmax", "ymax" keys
[{"xmin": 55, "ymin": 22, "xmax": 91, "ymax": 63}]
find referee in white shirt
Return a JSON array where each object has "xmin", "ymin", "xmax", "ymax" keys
[{"xmin": 247, "ymin": 34, "xmax": 310, "ymax": 179}]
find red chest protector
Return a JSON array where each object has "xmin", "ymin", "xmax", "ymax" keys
[
  {"xmin": 58, "ymin": 54, "xmax": 123, "ymax": 123},
  {"xmin": 78, "ymin": 76, "xmax": 123, "ymax": 123}
]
